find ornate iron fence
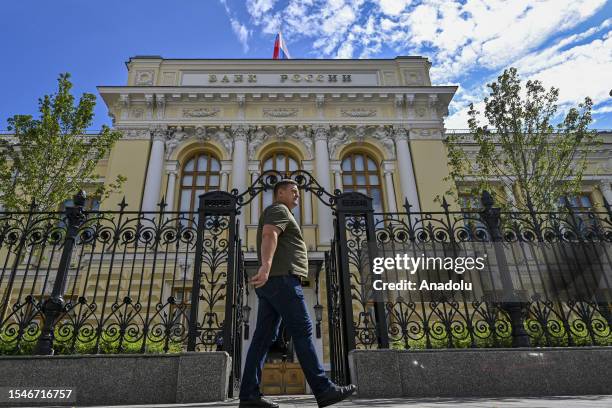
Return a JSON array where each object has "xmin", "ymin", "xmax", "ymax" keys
[
  {"xmin": 0, "ymin": 191, "xmax": 248, "ymax": 359},
  {"xmin": 334, "ymin": 191, "xmax": 611, "ymax": 356},
  {"xmin": 1, "ymin": 178, "xmax": 611, "ymax": 390}
]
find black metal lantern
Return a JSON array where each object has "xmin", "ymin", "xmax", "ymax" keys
[
  {"xmin": 242, "ymin": 304, "xmax": 251, "ymax": 340},
  {"xmin": 313, "ymin": 261, "xmax": 324, "ymax": 338},
  {"xmin": 314, "ymin": 303, "xmax": 324, "ymax": 338}
]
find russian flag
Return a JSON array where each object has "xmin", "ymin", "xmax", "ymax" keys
[{"xmin": 273, "ymin": 32, "xmax": 291, "ymax": 59}]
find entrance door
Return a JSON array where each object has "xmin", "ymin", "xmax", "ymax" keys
[{"xmin": 261, "ymin": 323, "xmax": 306, "ymax": 395}]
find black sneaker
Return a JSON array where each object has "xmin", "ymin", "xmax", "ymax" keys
[
  {"xmin": 238, "ymin": 395, "xmax": 279, "ymax": 408},
  {"xmin": 316, "ymin": 384, "xmax": 357, "ymax": 407}
]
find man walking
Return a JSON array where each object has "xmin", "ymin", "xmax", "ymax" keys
[{"xmin": 239, "ymin": 179, "xmax": 356, "ymax": 408}]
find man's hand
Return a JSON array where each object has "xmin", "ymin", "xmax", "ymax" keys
[
  {"xmin": 252, "ymin": 224, "xmax": 281, "ymax": 289},
  {"xmin": 250, "ymin": 264, "xmax": 270, "ymax": 288}
]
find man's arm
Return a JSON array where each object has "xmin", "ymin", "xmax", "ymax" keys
[{"xmin": 250, "ymin": 224, "xmax": 282, "ymax": 288}]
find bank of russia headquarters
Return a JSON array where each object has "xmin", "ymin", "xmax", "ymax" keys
[{"xmin": 31, "ymin": 57, "xmax": 612, "ymax": 394}]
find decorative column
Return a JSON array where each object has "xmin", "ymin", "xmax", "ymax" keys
[
  {"xmin": 249, "ymin": 165, "xmax": 261, "ymax": 224},
  {"xmin": 314, "ymin": 125, "xmax": 334, "ymax": 244},
  {"xmin": 599, "ymin": 180, "xmax": 612, "ymax": 205},
  {"xmin": 231, "ymin": 126, "xmax": 248, "ymax": 240},
  {"xmin": 155, "ymin": 94, "xmax": 165, "ymax": 120},
  {"xmin": 165, "ymin": 161, "xmax": 179, "ymax": 213},
  {"xmin": 394, "ymin": 94, "xmax": 404, "ymax": 120},
  {"xmin": 144, "ymin": 94, "xmax": 154, "ymax": 120},
  {"xmin": 302, "ymin": 161, "xmax": 314, "ymax": 224},
  {"xmin": 382, "ymin": 161, "xmax": 398, "ymax": 212},
  {"xmin": 142, "ymin": 127, "xmax": 166, "ymax": 212},
  {"xmin": 405, "ymin": 93, "xmax": 415, "ymax": 120},
  {"xmin": 330, "ymin": 160, "xmax": 342, "ymax": 192},
  {"xmin": 221, "ymin": 161, "xmax": 232, "ymax": 191},
  {"xmin": 220, "ymin": 171, "xmax": 229, "ymax": 191},
  {"xmin": 393, "ymin": 126, "xmax": 421, "ymax": 212}
]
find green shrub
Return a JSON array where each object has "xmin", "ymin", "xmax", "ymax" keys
[
  {"xmin": 388, "ymin": 317, "xmax": 611, "ymax": 350},
  {"xmin": 0, "ymin": 326, "xmax": 184, "ymax": 356}
]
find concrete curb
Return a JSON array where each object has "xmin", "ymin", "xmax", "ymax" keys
[
  {"xmin": 349, "ymin": 347, "xmax": 612, "ymax": 398},
  {"xmin": 0, "ymin": 351, "xmax": 231, "ymax": 406}
]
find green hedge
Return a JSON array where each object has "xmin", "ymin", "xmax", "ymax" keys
[
  {"xmin": 388, "ymin": 317, "xmax": 611, "ymax": 350},
  {"xmin": 0, "ymin": 328, "xmax": 184, "ymax": 356}
]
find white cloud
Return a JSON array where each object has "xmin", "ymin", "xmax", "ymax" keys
[
  {"xmin": 234, "ymin": 0, "xmax": 610, "ymax": 127},
  {"xmin": 375, "ymin": 0, "xmax": 411, "ymax": 15},
  {"xmin": 593, "ymin": 104, "xmax": 612, "ymax": 115},
  {"xmin": 246, "ymin": 0, "xmax": 277, "ymax": 19},
  {"xmin": 219, "ymin": 0, "xmax": 252, "ymax": 53},
  {"xmin": 230, "ymin": 19, "xmax": 251, "ymax": 52}
]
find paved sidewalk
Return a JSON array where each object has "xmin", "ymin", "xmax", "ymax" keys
[{"xmin": 67, "ymin": 394, "xmax": 612, "ymax": 408}]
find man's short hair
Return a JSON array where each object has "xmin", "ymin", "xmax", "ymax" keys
[{"xmin": 273, "ymin": 179, "xmax": 298, "ymax": 197}]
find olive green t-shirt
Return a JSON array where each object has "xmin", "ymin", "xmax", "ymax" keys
[{"xmin": 257, "ymin": 202, "xmax": 308, "ymax": 278}]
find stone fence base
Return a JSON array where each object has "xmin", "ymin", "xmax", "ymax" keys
[
  {"xmin": 0, "ymin": 351, "xmax": 231, "ymax": 406},
  {"xmin": 349, "ymin": 347, "xmax": 612, "ymax": 398}
]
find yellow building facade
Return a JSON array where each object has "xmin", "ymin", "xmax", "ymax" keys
[
  {"xmin": 95, "ymin": 56, "xmax": 460, "ymax": 393},
  {"xmin": 94, "ymin": 56, "xmax": 612, "ymax": 394}
]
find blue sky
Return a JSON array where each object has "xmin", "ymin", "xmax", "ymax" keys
[{"xmin": 1, "ymin": 0, "xmax": 610, "ymax": 130}]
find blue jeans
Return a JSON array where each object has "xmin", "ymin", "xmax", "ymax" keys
[{"xmin": 239, "ymin": 275, "xmax": 333, "ymax": 400}]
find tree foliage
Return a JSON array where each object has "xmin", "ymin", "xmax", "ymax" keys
[
  {"xmin": 443, "ymin": 67, "xmax": 600, "ymax": 213},
  {"xmin": 0, "ymin": 73, "xmax": 125, "ymax": 212}
]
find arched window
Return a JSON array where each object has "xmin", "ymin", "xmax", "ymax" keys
[
  {"xmin": 341, "ymin": 152, "xmax": 384, "ymax": 213},
  {"xmin": 179, "ymin": 152, "xmax": 221, "ymax": 212},
  {"xmin": 261, "ymin": 152, "xmax": 301, "ymax": 222}
]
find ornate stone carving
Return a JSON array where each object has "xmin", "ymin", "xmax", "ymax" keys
[
  {"xmin": 393, "ymin": 126, "xmax": 409, "ymax": 142},
  {"xmin": 213, "ymin": 127, "xmax": 233, "ymax": 155},
  {"xmin": 354, "ymin": 126, "xmax": 367, "ymax": 142},
  {"xmin": 195, "ymin": 126, "xmax": 208, "ymax": 140},
  {"xmin": 293, "ymin": 125, "xmax": 313, "ymax": 159},
  {"xmin": 121, "ymin": 128, "xmax": 150, "ymax": 140},
  {"xmin": 372, "ymin": 125, "xmax": 395, "ymax": 159},
  {"xmin": 275, "ymin": 125, "xmax": 287, "ymax": 139},
  {"xmin": 144, "ymin": 94, "xmax": 154, "ymax": 119},
  {"xmin": 119, "ymin": 94, "xmax": 130, "ymax": 108},
  {"xmin": 409, "ymin": 128, "xmax": 443, "ymax": 140},
  {"xmin": 130, "ymin": 108, "xmax": 144, "ymax": 119},
  {"xmin": 263, "ymin": 107, "xmax": 298, "ymax": 118},
  {"xmin": 155, "ymin": 94, "xmax": 165, "ymax": 120},
  {"xmin": 164, "ymin": 127, "xmax": 189, "ymax": 159},
  {"xmin": 405, "ymin": 94, "xmax": 415, "ymax": 107},
  {"xmin": 329, "ymin": 127, "xmax": 350, "ymax": 158},
  {"xmin": 394, "ymin": 94, "xmax": 404, "ymax": 108},
  {"xmin": 183, "ymin": 107, "xmax": 220, "ymax": 118},
  {"xmin": 135, "ymin": 70, "xmax": 154, "ymax": 85},
  {"xmin": 150, "ymin": 125, "xmax": 168, "ymax": 142},
  {"xmin": 313, "ymin": 125, "xmax": 329, "ymax": 142},
  {"xmin": 248, "ymin": 126, "xmax": 268, "ymax": 159},
  {"xmin": 340, "ymin": 108, "xmax": 377, "ymax": 117},
  {"xmin": 231, "ymin": 125, "xmax": 249, "ymax": 142}
]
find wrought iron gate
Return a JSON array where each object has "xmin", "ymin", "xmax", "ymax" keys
[
  {"xmin": 325, "ymin": 191, "xmax": 390, "ymax": 385},
  {"xmin": 186, "ymin": 191, "xmax": 245, "ymax": 396}
]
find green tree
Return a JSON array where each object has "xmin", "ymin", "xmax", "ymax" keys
[
  {"xmin": 0, "ymin": 73, "xmax": 125, "ymax": 212},
  {"xmin": 443, "ymin": 67, "xmax": 600, "ymax": 213}
]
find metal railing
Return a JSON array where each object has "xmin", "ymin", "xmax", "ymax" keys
[
  {"xmin": 1, "ymin": 189, "xmax": 611, "ymax": 359},
  {"xmin": 337, "ymin": 193, "xmax": 612, "ymax": 351},
  {"xmin": 0, "ymin": 192, "xmax": 245, "ymax": 357}
]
